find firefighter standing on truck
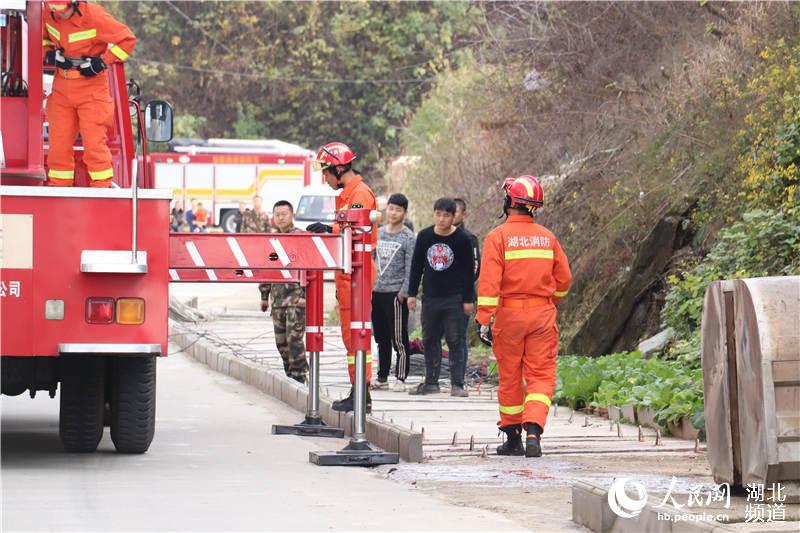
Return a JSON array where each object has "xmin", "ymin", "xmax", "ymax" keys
[
  {"xmin": 42, "ymin": 0, "xmax": 135, "ymax": 188},
  {"xmin": 307, "ymin": 142, "xmax": 377, "ymax": 413},
  {"xmin": 476, "ymin": 175, "xmax": 571, "ymax": 458}
]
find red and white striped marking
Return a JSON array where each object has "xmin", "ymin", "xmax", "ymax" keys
[
  {"xmin": 185, "ymin": 241, "xmax": 217, "ymax": 281},
  {"xmin": 227, "ymin": 237, "xmax": 253, "ymax": 278},
  {"xmin": 169, "ymin": 233, "xmax": 345, "ymax": 272}
]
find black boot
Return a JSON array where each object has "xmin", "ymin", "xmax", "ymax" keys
[
  {"xmin": 496, "ymin": 424, "xmax": 525, "ymax": 456},
  {"xmin": 332, "ymin": 387, "xmax": 372, "ymax": 414},
  {"xmin": 332, "ymin": 386, "xmax": 353, "ymax": 411},
  {"xmin": 525, "ymin": 423, "xmax": 543, "ymax": 458}
]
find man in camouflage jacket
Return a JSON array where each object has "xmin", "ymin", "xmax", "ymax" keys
[
  {"xmin": 258, "ymin": 200, "xmax": 308, "ymax": 383},
  {"xmin": 240, "ymin": 195, "xmax": 271, "ymax": 234}
]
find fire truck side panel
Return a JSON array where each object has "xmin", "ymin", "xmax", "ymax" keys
[{"xmin": 0, "ymin": 191, "xmax": 170, "ymax": 357}]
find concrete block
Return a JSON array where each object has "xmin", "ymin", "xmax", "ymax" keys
[
  {"xmin": 229, "ymin": 359, "xmax": 242, "ymax": 380},
  {"xmin": 572, "ymin": 481, "xmax": 616, "ymax": 532},
  {"xmin": 207, "ymin": 350, "xmax": 219, "ymax": 372},
  {"xmin": 320, "ymin": 399, "xmax": 336, "ymax": 427},
  {"xmin": 397, "ymin": 428, "xmax": 423, "ymax": 463},
  {"xmin": 295, "ymin": 389, "xmax": 309, "ymax": 414},
  {"xmin": 341, "ymin": 412, "xmax": 354, "ymax": 437},
  {"xmin": 365, "ymin": 420, "xmax": 381, "ymax": 447}
]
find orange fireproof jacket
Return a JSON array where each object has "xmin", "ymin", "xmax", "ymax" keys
[{"xmin": 476, "ymin": 214, "xmax": 571, "ymax": 325}]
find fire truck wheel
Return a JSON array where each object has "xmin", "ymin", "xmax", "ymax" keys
[
  {"xmin": 59, "ymin": 356, "xmax": 105, "ymax": 453},
  {"xmin": 220, "ymin": 210, "xmax": 238, "ymax": 233},
  {"xmin": 110, "ymin": 356, "xmax": 156, "ymax": 454}
]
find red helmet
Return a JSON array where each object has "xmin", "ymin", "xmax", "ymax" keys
[
  {"xmin": 312, "ymin": 142, "xmax": 356, "ymax": 172},
  {"xmin": 504, "ymin": 175, "xmax": 544, "ymax": 210}
]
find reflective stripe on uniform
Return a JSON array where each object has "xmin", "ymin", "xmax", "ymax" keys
[
  {"xmin": 554, "ymin": 289, "xmax": 569, "ymax": 298},
  {"xmin": 46, "ymin": 24, "xmax": 61, "ymax": 40},
  {"xmin": 499, "ymin": 404, "xmax": 524, "ymax": 415},
  {"xmin": 477, "ymin": 296, "xmax": 499, "ymax": 306},
  {"xmin": 48, "ymin": 169, "xmax": 74, "ymax": 179},
  {"xmin": 346, "ymin": 354, "xmax": 373, "ymax": 364},
  {"xmin": 505, "ymin": 249, "xmax": 554, "ymax": 260},
  {"xmin": 68, "ymin": 29, "xmax": 97, "ymax": 43},
  {"xmin": 109, "ymin": 44, "xmax": 129, "ymax": 61},
  {"xmin": 525, "ymin": 393, "xmax": 552, "ymax": 408},
  {"xmin": 43, "ymin": 39, "xmax": 54, "ymax": 46},
  {"xmin": 88, "ymin": 168, "xmax": 113, "ymax": 180}
]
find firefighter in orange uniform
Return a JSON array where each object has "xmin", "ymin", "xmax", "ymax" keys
[
  {"xmin": 42, "ymin": 0, "xmax": 136, "ymax": 187},
  {"xmin": 307, "ymin": 142, "xmax": 377, "ymax": 413},
  {"xmin": 476, "ymin": 176, "xmax": 571, "ymax": 457}
]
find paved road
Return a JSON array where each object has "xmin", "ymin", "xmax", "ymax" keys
[{"xmin": 2, "ymin": 349, "xmax": 520, "ymax": 532}]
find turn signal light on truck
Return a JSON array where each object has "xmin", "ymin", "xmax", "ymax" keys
[
  {"xmin": 86, "ymin": 297, "xmax": 115, "ymax": 324},
  {"xmin": 85, "ymin": 297, "xmax": 145, "ymax": 324},
  {"xmin": 116, "ymin": 298, "xmax": 145, "ymax": 325}
]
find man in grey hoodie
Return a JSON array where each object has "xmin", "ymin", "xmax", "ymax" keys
[{"xmin": 372, "ymin": 193, "xmax": 416, "ymax": 391}]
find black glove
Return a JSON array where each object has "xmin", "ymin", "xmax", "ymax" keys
[
  {"xmin": 477, "ymin": 322, "xmax": 493, "ymax": 347},
  {"xmin": 79, "ymin": 55, "xmax": 106, "ymax": 77},
  {"xmin": 307, "ymin": 222, "xmax": 332, "ymax": 234},
  {"xmin": 53, "ymin": 48, "xmax": 70, "ymax": 70}
]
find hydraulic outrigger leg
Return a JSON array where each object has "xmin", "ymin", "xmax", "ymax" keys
[
  {"xmin": 272, "ymin": 271, "xmax": 344, "ymax": 438},
  {"xmin": 309, "ymin": 211, "xmax": 399, "ymax": 466}
]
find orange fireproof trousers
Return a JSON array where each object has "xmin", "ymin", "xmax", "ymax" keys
[
  {"xmin": 46, "ymin": 75, "xmax": 114, "ymax": 187},
  {"xmin": 336, "ymin": 273, "xmax": 372, "ymax": 385},
  {"xmin": 493, "ymin": 304, "xmax": 559, "ymax": 430}
]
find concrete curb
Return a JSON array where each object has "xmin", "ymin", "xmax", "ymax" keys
[
  {"xmin": 571, "ymin": 481, "xmax": 738, "ymax": 532},
  {"xmin": 170, "ymin": 323, "xmax": 424, "ymax": 462}
]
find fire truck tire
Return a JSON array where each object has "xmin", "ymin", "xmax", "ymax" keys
[
  {"xmin": 110, "ymin": 356, "xmax": 156, "ymax": 454},
  {"xmin": 59, "ymin": 356, "xmax": 105, "ymax": 453},
  {"xmin": 220, "ymin": 210, "xmax": 238, "ymax": 233}
]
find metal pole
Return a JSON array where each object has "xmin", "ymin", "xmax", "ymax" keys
[
  {"xmin": 131, "ymin": 158, "xmax": 138, "ymax": 264},
  {"xmin": 353, "ymin": 349, "xmax": 367, "ymax": 443},
  {"xmin": 308, "ymin": 350, "xmax": 320, "ymax": 419}
]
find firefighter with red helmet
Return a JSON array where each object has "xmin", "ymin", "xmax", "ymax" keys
[
  {"xmin": 307, "ymin": 142, "xmax": 377, "ymax": 413},
  {"xmin": 476, "ymin": 175, "xmax": 571, "ymax": 457},
  {"xmin": 42, "ymin": 0, "xmax": 136, "ymax": 187}
]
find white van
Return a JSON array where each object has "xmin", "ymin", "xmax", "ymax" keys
[{"xmin": 293, "ymin": 184, "xmax": 339, "ymax": 230}]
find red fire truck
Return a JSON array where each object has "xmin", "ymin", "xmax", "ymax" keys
[
  {"xmin": 1, "ymin": 2, "xmax": 391, "ymax": 465},
  {"xmin": 149, "ymin": 138, "xmax": 325, "ymax": 232},
  {"xmin": 0, "ymin": 1, "xmax": 174, "ymax": 453}
]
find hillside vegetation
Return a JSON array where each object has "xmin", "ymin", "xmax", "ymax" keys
[{"xmin": 114, "ymin": 2, "xmax": 799, "ymax": 363}]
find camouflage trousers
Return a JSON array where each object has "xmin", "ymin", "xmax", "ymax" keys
[{"xmin": 272, "ymin": 306, "xmax": 308, "ymax": 381}]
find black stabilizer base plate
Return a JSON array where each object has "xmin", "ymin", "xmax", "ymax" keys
[
  {"xmin": 309, "ymin": 440, "xmax": 400, "ymax": 466},
  {"xmin": 271, "ymin": 416, "xmax": 345, "ymax": 438}
]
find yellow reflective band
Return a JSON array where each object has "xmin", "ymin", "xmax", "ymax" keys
[
  {"xmin": 88, "ymin": 168, "xmax": 113, "ymax": 180},
  {"xmin": 499, "ymin": 404, "xmax": 524, "ymax": 415},
  {"xmin": 477, "ymin": 296, "xmax": 499, "ymax": 306},
  {"xmin": 525, "ymin": 393, "xmax": 552, "ymax": 408},
  {"xmin": 346, "ymin": 354, "xmax": 373, "ymax": 364},
  {"xmin": 46, "ymin": 24, "xmax": 61, "ymax": 40},
  {"xmin": 43, "ymin": 39, "xmax": 54, "ymax": 46},
  {"xmin": 505, "ymin": 249, "xmax": 554, "ymax": 260},
  {"xmin": 515, "ymin": 177, "xmax": 534, "ymax": 197},
  {"xmin": 554, "ymin": 289, "xmax": 569, "ymax": 298},
  {"xmin": 109, "ymin": 44, "xmax": 129, "ymax": 61},
  {"xmin": 48, "ymin": 169, "xmax": 74, "ymax": 179},
  {"xmin": 68, "ymin": 29, "xmax": 97, "ymax": 43}
]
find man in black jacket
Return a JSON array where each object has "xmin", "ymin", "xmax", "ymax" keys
[{"xmin": 406, "ymin": 197, "xmax": 474, "ymax": 397}]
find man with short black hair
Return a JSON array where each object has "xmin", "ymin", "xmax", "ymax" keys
[
  {"xmin": 372, "ymin": 193, "xmax": 415, "ymax": 391},
  {"xmin": 407, "ymin": 197, "xmax": 474, "ymax": 397},
  {"xmin": 261, "ymin": 200, "xmax": 308, "ymax": 383}
]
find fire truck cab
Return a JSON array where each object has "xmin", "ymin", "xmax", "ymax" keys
[{"xmin": 1, "ymin": 1, "xmax": 173, "ymax": 453}]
